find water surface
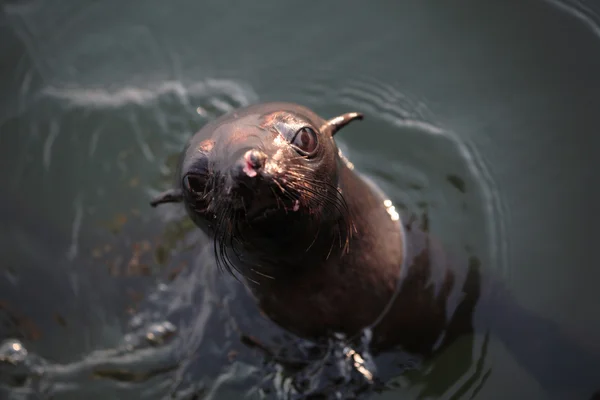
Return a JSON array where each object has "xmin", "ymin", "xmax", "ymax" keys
[{"xmin": 0, "ymin": 0, "xmax": 598, "ymax": 399}]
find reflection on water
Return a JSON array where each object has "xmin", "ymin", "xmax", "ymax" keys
[{"xmin": 1, "ymin": 0, "xmax": 599, "ymax": 399}]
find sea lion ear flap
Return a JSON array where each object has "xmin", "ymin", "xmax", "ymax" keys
[
  {"xmin": 322, "ymin": 112, "xmax": 364, "ymax": 137},
  {"xmin": 150, "ymin": 188, "xmax": 183, "ymax": 207}
]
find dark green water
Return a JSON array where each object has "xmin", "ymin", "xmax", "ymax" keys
[{"xmin": 0, "ymin": 0, "xmax": 598, "ymax": 399}]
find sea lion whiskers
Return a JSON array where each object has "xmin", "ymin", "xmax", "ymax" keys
[
  {"xmin": 258, "ymin": 160, "xmax": 352, "ymax": 255},
  {"xmin": 212, "ymin": 202, "xmax": 243, "ymax": 280},
  {"xmin": 211, "ymin": 195, "xmax": 277, "ymax": 283},
  {"xmin": 223, "ymin": 221, "xmax": 259, "ymax": 284},
  {"xmin": 283, "ymin": 173, "xmax": 336, "ymax": 214},
  {"xmin": 283, "ymin": 167, "xmax": 354, "ymax": 254},
  {"xmin": 270, "ymin": 186, "xmax": 287, "ymax": 215},
  {"xmin": 241, "ymin": 196, "xmax": 250, "ymax": 224},
  {"xmin": 212, "ymin": 202, "xmax": 230, "ymax": 274},
  {"xmin": 230, "ymin": 221, "xmax": 276, "ymax": 283},
  {"xmin": 250, "ymin": 268, "xmax": 275, "ymax": 280},
  {"xmin": 271, "ymin": 177, "xmax": 287, "ymax": 196},
  {"xmin": 287, "ymin": 180, "xmax": 351, "ymax": 239},
  {"xmin": 304, "ymin": 223, "xmax": 322, "ymax": 253},
  {"xmin": 284, "ymin": 165, "xmax": 353, "ymax": 223}
]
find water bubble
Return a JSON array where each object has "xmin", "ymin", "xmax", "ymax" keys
[
  {"xmin": 0, "ymin": 339, "xmax": 28, "ymax": 365},
  {"xmin": 157, "ymin": 283, "xmax": 169, "ymax": 292},
  {"xmin": 145, "ymin": 321, "xmax": 177, "ymax": 345}
]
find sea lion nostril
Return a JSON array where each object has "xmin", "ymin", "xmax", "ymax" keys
[
  {"xmin": 246, "ymin": 149, "xmax": 266, "ymax": 168},
  {"xmin": 243, "ymin": 149, "xmax": 267, "ymax": 177}
]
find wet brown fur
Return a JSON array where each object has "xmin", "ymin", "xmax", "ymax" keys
[{"xmin": 151, "ymin": 102, "xmax": 600, "ymax": 396}]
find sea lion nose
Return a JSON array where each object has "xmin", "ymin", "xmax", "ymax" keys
[
  {"xmin": 241, "ymin": 149, "xmax": 267, "ymax": 178},
  {"xmin": 227, "ymin": 149, "xmax": 268, "ymax": 207}
]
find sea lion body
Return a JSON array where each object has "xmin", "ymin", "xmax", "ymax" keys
[
  {"xmin": 158, "ymin": 102, "xmax": 446, "ymax": 350},
  {"xmin": 151, "ymin": 102, "xmax": 599, "ymax": 395}
]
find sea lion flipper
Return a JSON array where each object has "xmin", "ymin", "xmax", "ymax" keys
[
  {"xmin": 150, "ymin": 188, "xmax": 183, "ymax": 207},
  {"xmin": 323, "ymin": 112, "xmax": 364, "ymax": 136}
]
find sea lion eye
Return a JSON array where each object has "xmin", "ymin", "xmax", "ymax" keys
[
  {"xmin": 183, "ymin": 174, "xmax": 206, "ymax": 195},
  {"xmin": 291, "ymin": 127, "xmax": 318, "ymax": 155}
]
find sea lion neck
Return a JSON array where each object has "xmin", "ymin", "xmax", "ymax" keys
[
  {"xmin": 242, "ymin": 159, "xmax": 405, "ymax": 340},
  {"xmin": 232, "ymin": 157, "xmax": 399, "ymax": 287}
]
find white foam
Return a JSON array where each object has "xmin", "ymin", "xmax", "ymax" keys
[{"xmin": 41, "ymin": 79, "xmax": 257, "ymax": 109}]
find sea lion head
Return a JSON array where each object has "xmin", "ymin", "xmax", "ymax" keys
[{"xmin": 151, "ymin": 102, "xmax": 363, "ymax": 278}]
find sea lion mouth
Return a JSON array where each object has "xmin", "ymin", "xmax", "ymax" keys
[
  {"xmin": 246, "ymin": 207, "xmax": 280, "ymax": 223},
  {"xmin": 219, "ymin": 162, "xmax": 302, "ymax": 224},
  {"xmin": 205, "ymin": 165, "xmax": 354, "ymax": 277},
  {"xmin": 245, "ymin": 198, "xmax": 302, "ymax": 223}
]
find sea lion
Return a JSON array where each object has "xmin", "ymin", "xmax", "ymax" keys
[{"xmin": 150, "ymin": 102, "xmax": 599, "ymax": 395}]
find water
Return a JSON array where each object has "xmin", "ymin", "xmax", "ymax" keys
[{"xmin": 0, "ymin": 0, "xmax": 598, "ymax": 398}]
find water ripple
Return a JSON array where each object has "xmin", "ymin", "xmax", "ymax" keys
[
  {"xmin": 544, "ymin": 0, "xmax": 600, "ymax": 40},
  {"xmin": 130, "ymin": 113, "xmax": 156, "ymax": 163},
  {"xmin": 66, "ymin": 193, "xmax": 84, "ymax": 262},
  {"xmin": 42, "ymin": 119, "xmax": 59, "ymax": 170},
  {"xmin": 41, "ymin": 79, "xmax": 258, "ymax": 109},
  {"xmin": 458, "ymin": 139, "xmax": 511, "ymax": 280},
  {"xmin": 333, "ymin": 76, "xmax": 510, "ymax": 278}
]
